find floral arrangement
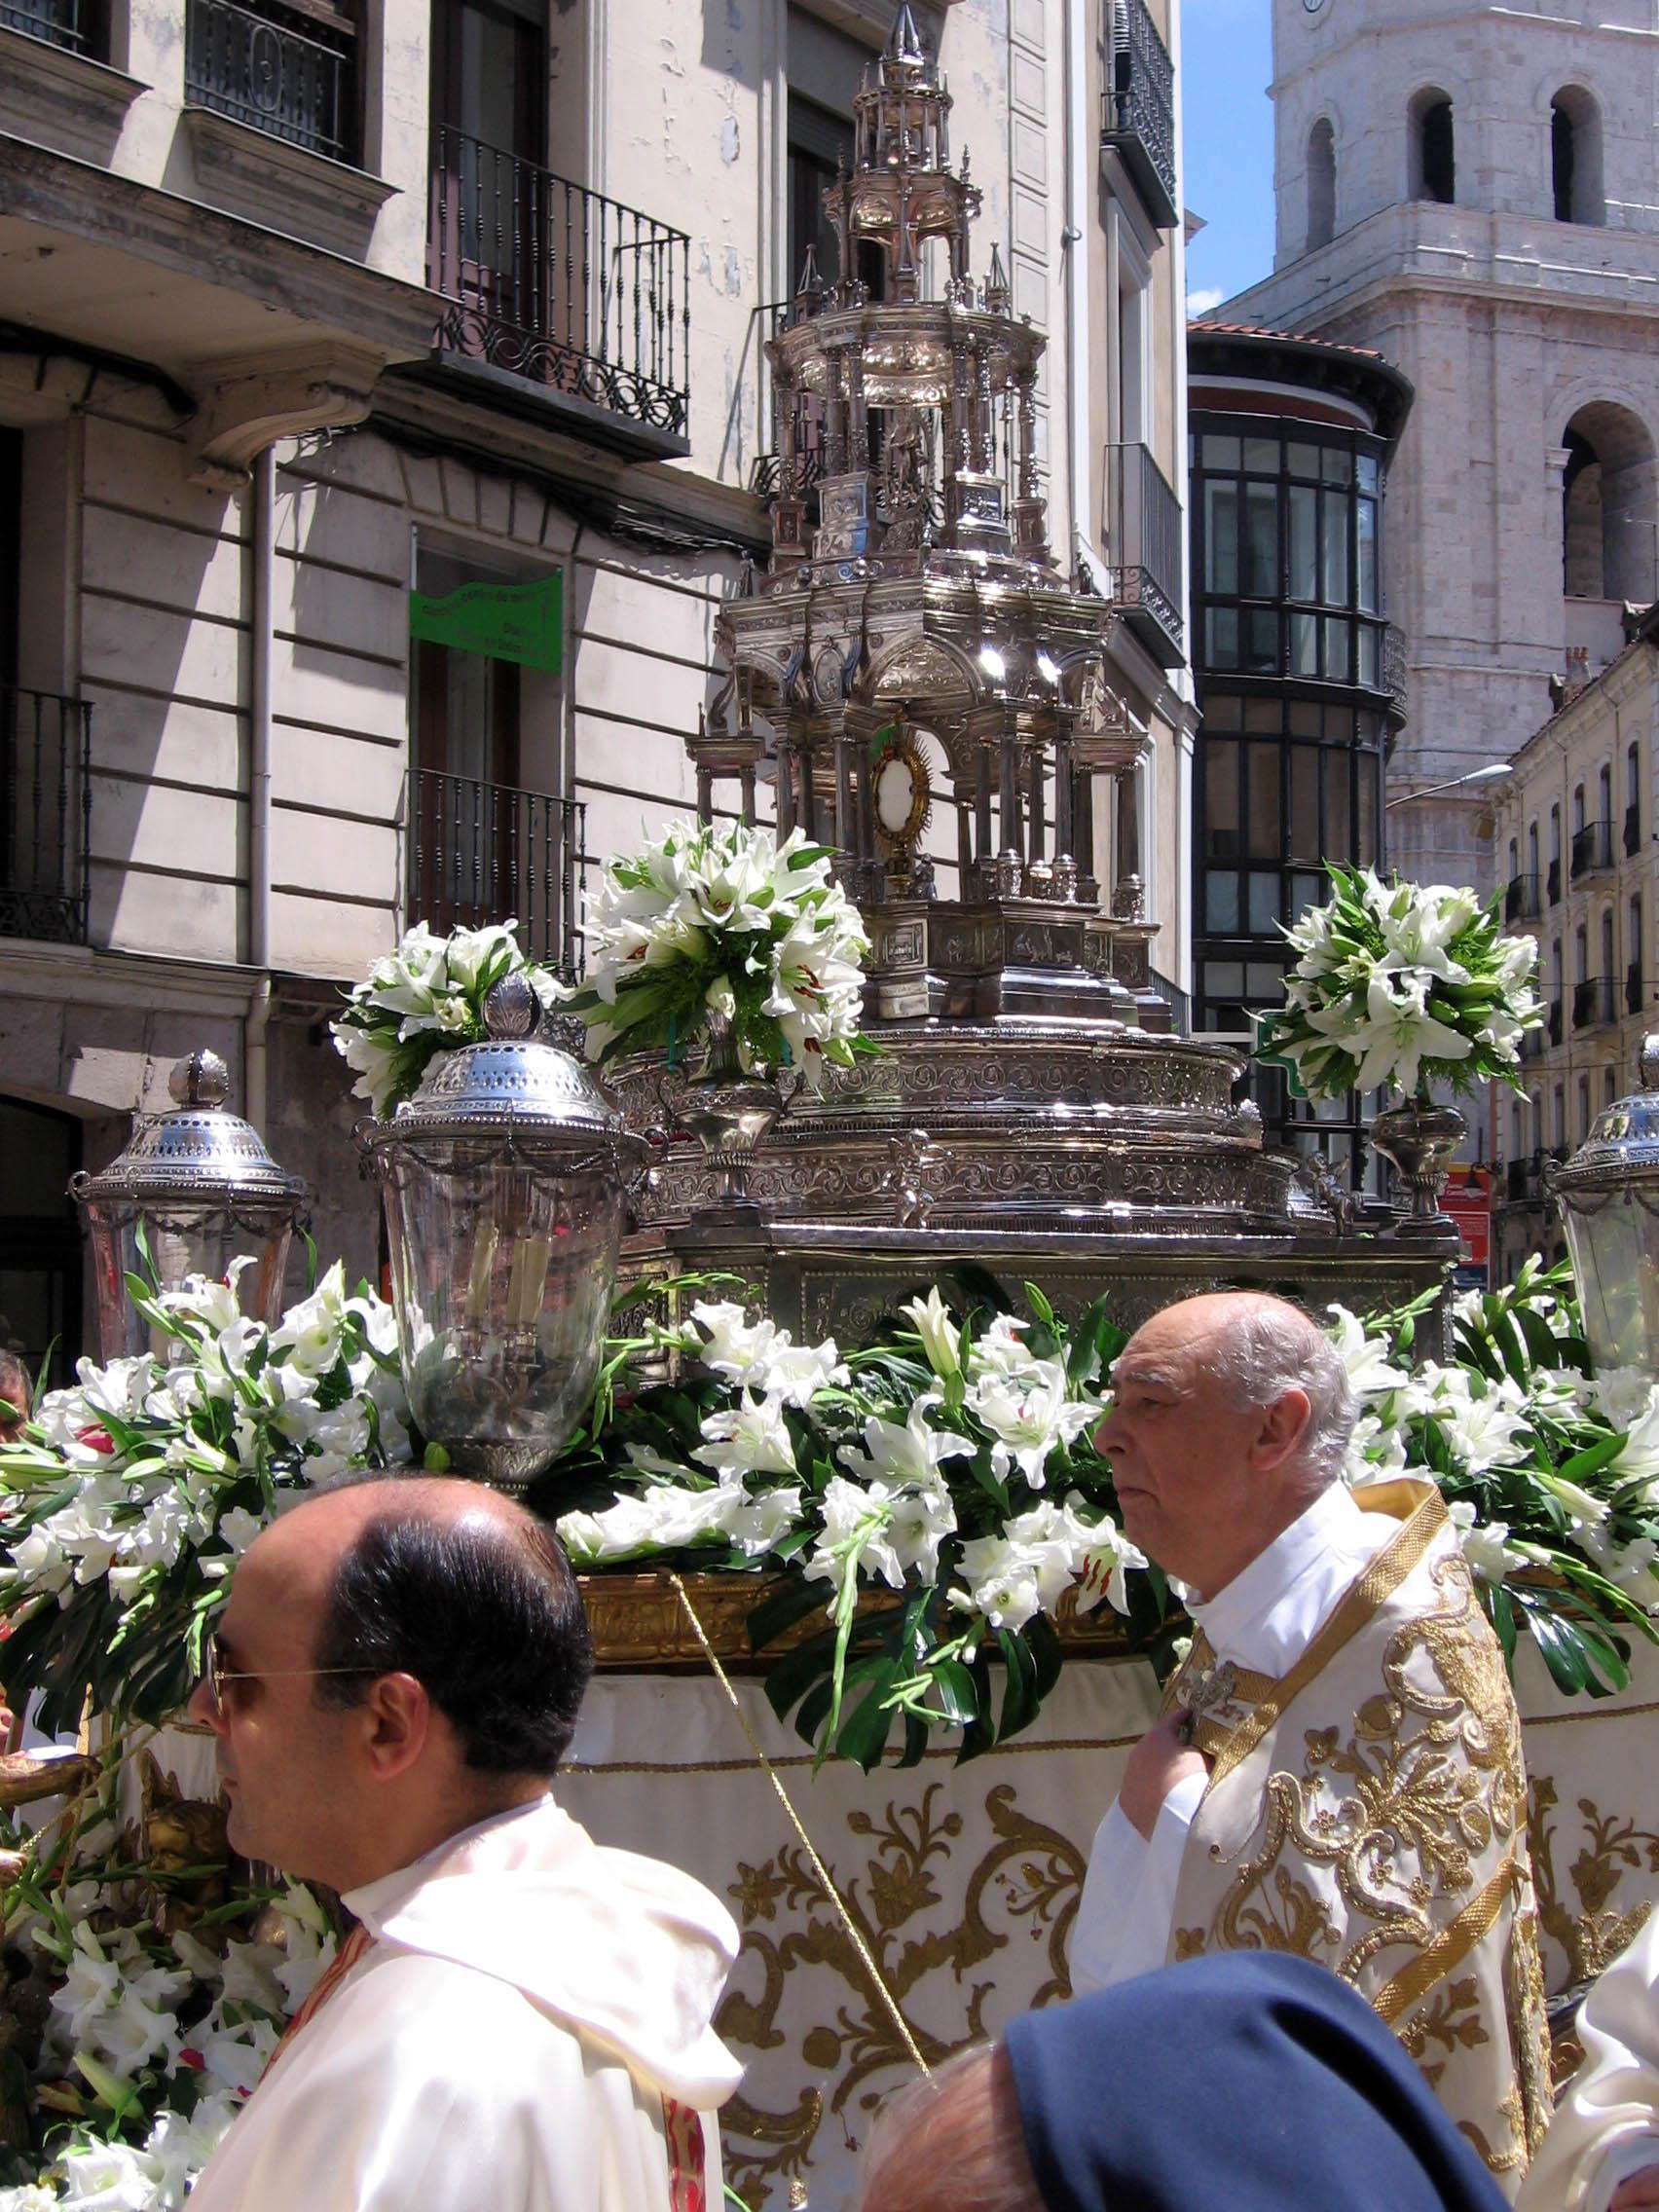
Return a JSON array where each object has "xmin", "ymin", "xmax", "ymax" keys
[
  {"xmin": 3, "ymin": 1256, "xmax": 1658, "ymax": 2194},
  {"xmin": 1342, "ymin": 1261, "xmax": 1659, "ymax": 1696},
  {"xmin": 1254, "ymin": 865, "xmax": 1543, "ymax": 1102},
  {"xmin": 330, "ymin": 919, "xmax": 569, "ymax": 1121},
  {"xmin": 552, "ymin": 1285, "xmax": 1151, "ymax": 1769},
  {"xmin": 551, "ymin": 1263, "xmax": 1659, "ymax": 1755},
  {"xmin": 0, "ymin": 1807, "xmax": 336, "ymax": 2209},
  {"xmin": 564, "ymin": 816, "xmax": 872, "ymax": 1088},
  {"xmin": 0, "ymin": 1263, "xmax": 412, "ymax": 1739}
]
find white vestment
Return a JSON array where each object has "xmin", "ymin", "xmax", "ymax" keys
[
  {"xmin": 1516, "ymin": 1912, "xmax": 1659, "ymax": 2212},
  {"xmin": 186, "ymin": 1794, "xmax": 743, "ymax": 2212},
  {"xmin": 1069, "ymin": 1484, "xmax": 1398, "ymax": 1994}
]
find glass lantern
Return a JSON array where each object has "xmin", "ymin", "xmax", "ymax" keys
[
  {"xmin": 363, "ymin": 975, "xmax": 642, "ymax": 1493},
  {"xmin": 1553, "ymin": 1036, "xmax": 1659, "ymax": 1382},
  {"xmin": 70, "ymin": 1051, "xmax": 310, "ymax": 1361}
]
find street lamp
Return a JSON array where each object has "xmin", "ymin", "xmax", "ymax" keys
[
  {"xmin": 1553, "ymin": 1035, "xmax": 1659, "ymax": 1381},
  {"xmin": 1384, "ymin": 761, "xmax": 1511, "ymax": 810}
]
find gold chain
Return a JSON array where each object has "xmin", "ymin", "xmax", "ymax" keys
[{"xmin": 668, "ymin": 1572, "xmax": 932, "ymax": 2080}]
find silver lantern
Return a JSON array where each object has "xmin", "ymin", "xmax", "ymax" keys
[
  {"xmin": 1553, "ymin": 1035, "xmax": 1659, "ymax": 1382},
  {"xmin": 71, "ymin": 1050, "xmax": 310, "ymax": 1360},
  {"xmin": 362, "ymin": 975, "xmax": 641, "ymax": 1493}
]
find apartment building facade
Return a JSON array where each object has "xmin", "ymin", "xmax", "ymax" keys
[
  {"xmin": 1489, "ymin": 606, "xmax": 1659, "ymax": 1281},
  {"xmin": 0, "ymin": 0, "xmax": 1192, "ymax": 1382}
]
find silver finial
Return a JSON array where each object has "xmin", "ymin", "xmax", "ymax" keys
[
  {"xmin": 483, "ymin": 972, "xmax": 539, "ymax": 1042},
  {"xmin": 168, "ymin": 1049, "xmax": 231, "ymax": 1110}
]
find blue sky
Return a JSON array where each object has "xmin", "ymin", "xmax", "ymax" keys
[{"xmin": 1182, "ymin": 0, "xmax": 1276, "ymax": 313}]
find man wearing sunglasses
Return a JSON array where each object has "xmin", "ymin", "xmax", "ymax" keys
[{"xmin": 183, "ymin": 1474, "xmax": 742, "ymax": 2212}]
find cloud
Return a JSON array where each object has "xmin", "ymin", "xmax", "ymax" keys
[{"xmin": 1187, "ymin": 286, "xmax": 1225, "ymax": 316}]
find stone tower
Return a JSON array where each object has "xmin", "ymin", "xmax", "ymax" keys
[{"xmin": 1221, "ymin": 0, "xmax": 1659, "ymax": 886}]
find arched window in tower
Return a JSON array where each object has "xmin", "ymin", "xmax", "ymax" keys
[
  {"xmin": 1409, "ymin": 90, "xmax": 1456, "ymax": 204},
  {"xmin": 1307, "ymin": 119, "xmax": 1336, "ymax": 251},
  {"xmin": 1551, "ymin": 88, "xmax": 1604, "ymax": 226},
  {"xmin": 1562, "ymin": 403, "xmax": 1659, "ymax": 603}
]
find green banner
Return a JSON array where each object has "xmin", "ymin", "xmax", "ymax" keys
[{"xmin": 409, "ymin": 573, "xmax": 563, "ymax": 673}]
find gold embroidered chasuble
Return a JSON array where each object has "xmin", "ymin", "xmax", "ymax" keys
[{"xmin": 1161, "ymin": 1478, "xmax": 1552, "ymax": 2196}]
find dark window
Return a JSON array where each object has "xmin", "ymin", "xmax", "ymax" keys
[
  {"xmin": 1307, "ymin": 118, "xmax": 1336, "ymax": 251},
  {"xmin": 0, "ymin": 1098, "xmax": 83, "ymax": 1391},
  {"xmin": 1552, "ymin": 100, "xmax": 1575, "ymax": 223},
  {"xmin": 1420, "ymin": 98, "xmax": 1455, "ymax": 203}
]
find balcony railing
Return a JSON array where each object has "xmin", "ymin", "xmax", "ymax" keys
[
  {"xmin": 1627, "ymin": 799, "xmax": 1642, "ymax": 857},
  {"xmin": 1629, "ymin": 963, "xmax": 1644, "ymax": 1016},
  {"xmin": 1504, "ymin": 871, "xmax": 1540, "ymax": 923},
  {"xmin": 427, "ymin": 127, "xmax": 690, "ymax": 453},
  {"xmin": 184, "ymin": 0, "xmax": 358, "ymax": 165},
  {"xmin": 1573, "ymin": 975, "xmax": 1617, "ymax": 1030},
  {"xmin": 1547, "ymin": 856, "xmax": 1561, "ymax": 904},
  {"xmin": 1102, "ymin": 0, "xmax": 1177, "ymax": 228},
  {"xmin": 1108, "ymin": 440, "xmax": 1184, "ymax": 668},
  {"xmin": 2, "ymin": 0, "xmax": 100, "ymax": 53},
  {"xmin": 1570, "ymin": 817, "xmax": 1614, "ymax": 880},
  {"xmin": 2, "ymin": 685, "xmax": 92, "ymax": 946},
  {"xmin": 406, "ymin": 768, "xmax": 584, "ymax": 975},
  {"xmin": 1548, "ymin": 997, "xmax": 1563, "ymax": 1045},
  {"xmin": 1504, "ymin": 1156, "xmax": 1543, "ymax": 1203}
]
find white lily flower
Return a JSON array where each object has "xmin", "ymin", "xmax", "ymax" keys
[
  {"xmin": 1326, "ymin": 1305, "xmax": 1409, "ymax": 1399},
  {"xmin": 900, "ymin": 1288, "xmax": 962, "ymax": 1379},
  {"xmin": 692, "ymin": 1391, "xmax": 799, "ymax": 1481}
]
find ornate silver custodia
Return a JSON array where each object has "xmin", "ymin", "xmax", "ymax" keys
[
  {"xmin": 363, "ymin": 978, "xmax": 642, "ymax": 1494},
  {"xmin": 71, "ymin": 1050, "xmax": 310, "ymax": 1360},
  {"xmin": 612, "ymin": 2, "xmax": 1452, "ymax": 1341}
]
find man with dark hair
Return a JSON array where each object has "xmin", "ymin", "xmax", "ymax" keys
[{"xmin": 184, "ymin": 1476, "xmax": 742, "ymax": 2212}]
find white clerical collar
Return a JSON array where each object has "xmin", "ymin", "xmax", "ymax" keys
[
  {"xmin": 1189, "ymin": 1483, "xmax": 1394, "ymax": 1679},
  {"xmin": 344, "ymin": 1790, "xmax": 554, "ymax": 1926}
]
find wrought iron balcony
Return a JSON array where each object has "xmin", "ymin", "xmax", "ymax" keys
[
  {"xmin": 1504, "ymin": 1155, "xmax": 1541, "ymax": 1203},
  {"xmin": 2, "ymin": 0, "xmax": 101, "ymax": 53},
  {"xmin": 1504, "ymin": 871, "xmax": 1540, "ymax": 923},
  {"xmin": 184, "ymin": 0, "xmax": 358, "ymax": 166},
  {"xmin": 406, "ymin": 767, "xmax": 584, "ymax": 976},
  {"xmin": 1570, "ymin": 817, "xmax": 1614, "ymax": 880},
  {"xmin": 426, "ymin": 128, "xmax": 690, "ymax": 457},
  {"xmin": 1627, "ymin": 799, "xmax": 1642, "ymax": 857},
  {"xmin": 1101, "ymin": 0, "xmax": 1177, "ymax": 229},
  {"xmin": 1572, "ymin": 975, "xmax": 1617, "ymax": 1030},
  {"xmin": 2, "ymin": 685, "xmax": 91, "ymax": 946},
  {"xmin": 1108, "ymin": 440, "xmax": 1184, "ymax": 668}
]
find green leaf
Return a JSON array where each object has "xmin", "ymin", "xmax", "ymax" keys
[
  {"xmin": 996, "ymin": 1627, "xmax": 1039, "ymax": 1742},
  {"xmin": 837, "ymin": 1665, "xmax": 901, "ymax": 1771}
]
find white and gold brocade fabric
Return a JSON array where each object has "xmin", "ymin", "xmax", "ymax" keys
[{"xmin": 1163, "ymin": 1479, "xmax": 1552, "ymax": 2196}]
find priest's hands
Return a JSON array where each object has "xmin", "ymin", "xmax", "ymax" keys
[
  {"xmin": 1611, "ymin": 2173, "xmax": 1659, "ymax": 2209},
  {"xmin": 1120, "ymin": 1711, "xmax": 1211, "ymax": 1841}
]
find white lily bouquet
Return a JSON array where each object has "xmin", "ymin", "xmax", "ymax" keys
[
  {"xmin": 1255, "ymin": 865, "xmax": 1543, "ymax": 1102},
  {"xmin": 565, "ymin": 817, "xmax": 872, "ymax": 1088},
  {"xmin": 330, "ymin": 919, "xmax": 569, "ymax": 1122},
  {"xmin": 552, "ymin": 1285, "xmax": 1152, "ymax": 1769},
  {"xmin": 0, "ymin": 1262, "xmax": 412, "ymax": 1736}
]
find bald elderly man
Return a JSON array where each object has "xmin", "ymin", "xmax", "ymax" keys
[
  {"xmin": 1068, "ymin": 1292, "xmax": 1550, "ymax": 2197},
  {"xmin": 184, "ymin": 1478, "xmax": 741, "ymax": 2212}
]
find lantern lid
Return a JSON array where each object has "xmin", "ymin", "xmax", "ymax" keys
[
  {"xmin": 72, "ymin": 1051, "xmax": 310, "ymax": 1213},
  {"xmin": 366, "ymin": 975, "xmax": 631, "ymax": 1151},
  {"xmin": 1553, "ymin": 1034, "xmax": 1659, "ymax": 1201}
]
